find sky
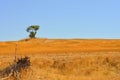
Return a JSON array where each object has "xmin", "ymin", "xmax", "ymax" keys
[{"xmin": 0, "ymin": 0, "xmax": 120, "ymax": 41}]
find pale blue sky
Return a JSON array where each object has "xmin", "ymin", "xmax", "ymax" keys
[{"xmin": 0, "ymin": 0, "xmax": 120, "ymax": 41}]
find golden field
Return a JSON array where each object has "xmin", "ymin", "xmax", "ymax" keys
[{"xmin": 0, "ymin": 38, "xmax": 120, "ymax": 80}]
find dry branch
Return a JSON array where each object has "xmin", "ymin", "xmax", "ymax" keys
[{"xmin": 0, "ymin": 56, "xmax": 30, "ymax": 80}]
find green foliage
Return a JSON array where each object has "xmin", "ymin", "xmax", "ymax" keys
[
  {"xmin": 26, "ymin": 25, "xmax": 40, "ymax": 38},
  {"xmin": 29, "ymin": 32, "xmax": 36, "ymax": 38}
]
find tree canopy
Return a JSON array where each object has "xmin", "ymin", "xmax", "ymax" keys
[{"xmin": 26, "ymin": 25, "xmax": 40, "ymax": 38}]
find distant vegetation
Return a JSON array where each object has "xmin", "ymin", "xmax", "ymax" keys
[{"xmin": 26, "ymin": 25, "xmax": 40, "ymax": 38}]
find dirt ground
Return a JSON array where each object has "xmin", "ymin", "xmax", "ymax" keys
[{"xmin": 0, "ymin": 38, "xmax": 120, "ymax": 80}]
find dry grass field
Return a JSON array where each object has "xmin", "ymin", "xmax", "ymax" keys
[{"xmin": 0, "ymin": 38, "xmax": 120, "ymax": 80}]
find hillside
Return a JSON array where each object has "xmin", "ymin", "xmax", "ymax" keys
[
  {"xmin": 0, "ymin": 38, "xmax": 120, "ymax": 54},
  {"xmin": 0, "ymin": 38, "xmax": 120, "ymax": 80}
]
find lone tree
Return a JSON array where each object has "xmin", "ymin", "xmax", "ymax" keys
[{"xmin": 26, "ymin": 25, "xmax": 40, "ymax": 38}]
